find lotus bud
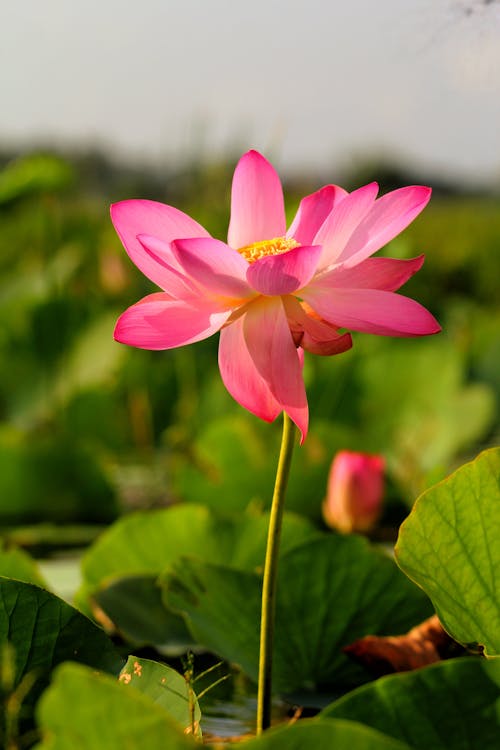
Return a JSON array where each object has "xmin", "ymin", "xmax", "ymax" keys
[{"xmin": 322, "ymin": 450, "xmax": 385, "ymax": 533}]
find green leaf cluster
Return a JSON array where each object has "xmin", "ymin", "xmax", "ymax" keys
[{"xmin": 1, "ymin": 446, "xmax": 499, "ymax": 748}]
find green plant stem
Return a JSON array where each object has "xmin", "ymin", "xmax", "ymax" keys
[{"xmin": 256, "ymin": 413, "xmax": 296, "ymax": 735}]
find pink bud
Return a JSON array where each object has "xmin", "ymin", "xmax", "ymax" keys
[{"xmin": 322, "ymin": 450, "xmax": 385, "ymax": 534}]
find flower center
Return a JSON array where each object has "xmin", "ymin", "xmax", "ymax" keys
[{"xmin": 237, "ymin": 236, "xmax": 299, "ymax": 263}]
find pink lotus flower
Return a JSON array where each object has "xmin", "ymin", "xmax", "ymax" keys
[
  {"xmin": 112, "ymin": 150, "xmax": 440, "ymax": 442},
  {"xmin": 323, "ymin": 450, "xmax": 385, "ymax": 533}
]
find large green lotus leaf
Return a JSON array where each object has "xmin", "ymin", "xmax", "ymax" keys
[
  {"xmin": 0, "ymin": 578, "xmax": 122, "ymax": 686},
  {"xmin": 81, "ymin": 505, "xmax": 317, "ymax": 648},
  {"xmin": 243, "ymin": 719, "xmax": 409, "ymax": 750},
  {"xmin": 165, "ymin": 536, "xmax": 432, "ymax": 692},
  {"xmin": 221, "ymin": 509, "xmax": 320, "ymax": 571},
  {"xmin": 0, "ymin": 541, "xmax": 47, "ymax": 587},
  {"xmin": 119, "ymin": 656, "xmax": 201, "ymax": 736},
  {"xmin": 94, "ymin": 575, "xmax": 194, "ymax": 650},
  {"xmin": 395, "ymin": 447, "xmax": 500, "ymax": 655},
  {"xmin": 34, "ymin": 663, "xmax": 196, "ymax": 750},
  {"xmin": 0, "ymin": 578, "xmax": 123, "ymax": 739},
  {"xmin": 165, "ymin": 564, "xmax": 261, "ymax": 685},
  {"xmin": 321, "ymin": 657, "xmax": 500, "ymax": 750},
  {"xmin": 81, "ymin": 504, "xmax": 318, "ymax": 589},
  {"xmin": 34, "ymin": 668, "xmax": 408, "ymax": 750}
]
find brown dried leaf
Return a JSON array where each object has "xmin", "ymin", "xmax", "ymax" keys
[{"xmin": 343, "ymin": 615, "xmax": 462, "ymax": 676}]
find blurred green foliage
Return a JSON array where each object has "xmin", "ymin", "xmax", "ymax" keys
[{"xmin": 0, "ymin": 150, "xmax": 498, "ymax": 529}]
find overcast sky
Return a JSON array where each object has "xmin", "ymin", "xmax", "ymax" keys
[{"xmin": 1, "ymin": 1, "xmax": 500, "ymax": 184}]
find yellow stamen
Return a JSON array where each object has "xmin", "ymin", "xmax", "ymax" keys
[{"xmin": 238, "ymin": 236, "xmax": 299, "ymax": 263}]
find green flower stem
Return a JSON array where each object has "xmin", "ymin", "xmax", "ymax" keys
[{"xmin": 256, "ymin": 413, "xmax": 297, "ymax": 735}]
